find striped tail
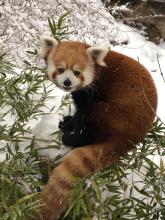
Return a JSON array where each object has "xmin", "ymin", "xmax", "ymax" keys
[{"xmin": 35, "ymin": 140, "xmax": 129, "ymax": 220}]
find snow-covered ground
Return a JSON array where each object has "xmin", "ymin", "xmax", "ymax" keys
[{"xmin": 0, "ymin": 0, "xmax": 165, "ymax": 218}]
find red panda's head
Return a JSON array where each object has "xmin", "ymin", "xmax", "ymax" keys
[{"xmin": 39, "ymin": 36, "xmax": 109, "ymax": 92}]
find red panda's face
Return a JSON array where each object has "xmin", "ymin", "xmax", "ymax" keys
[
  {"xmin": 47, "ymin": 42, "xmax": 95, "ymax": 92},
  {"xmin": 39, "ymin": 37, "xmax": 109, "ymax": 92},
  {"xmin": 49, "ymin": 62, "xmax": 94, "ymax": 92}
]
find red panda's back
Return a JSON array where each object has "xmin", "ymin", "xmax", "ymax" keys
[{"xmin": 86, "ymin": 51, "xmax": 157, "ymax": 144}]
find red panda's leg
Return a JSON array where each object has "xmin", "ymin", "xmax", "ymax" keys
[{"xmin": 38, "ymin": 140, "xmax": 128, "ymax": 220}]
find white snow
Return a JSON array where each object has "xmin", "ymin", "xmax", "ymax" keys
[{"xmin": 0, "ymin": 0, "xmax": 165, "ymax": 218}]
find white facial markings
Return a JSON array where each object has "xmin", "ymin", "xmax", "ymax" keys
[
  {"xmin": 56, "ymin": 69, "xmax": 81, "ymax": 91},
  {"xmin": 46, "ymin": 56, "xmax": 81, "ymax": 91},
  {"xmin": 57, "ymin": 62, "xmax": 66, "ymax": 69},
  {"xmin": 45, "ymin": 52, "xmax": 96, "ymax": 91},
  {"xmin": 47, "ymin": 59, "xmax": 56, "ymax": 79},
  {"xmin": 73, "ymin": 64, "xmax": 80, "ymax": 72},
  {"xmin": 82, "ymin": 65, "xmax": 95, "ymax": 86},
  {"xmin": 46, "ymin": 51, "xmax": 57, "ymax": 80}
]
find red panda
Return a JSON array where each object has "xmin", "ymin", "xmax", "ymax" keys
[{"xmin": 34, "ymin": 36, "xmax": 157, "ymax": 220}]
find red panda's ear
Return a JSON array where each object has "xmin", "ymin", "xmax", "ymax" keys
[
  {"xmin": 39, "ymin": 36, "xmax": 58, "ymax": 59},
  {"xmin": 86, "ymin": 46, "xmax": 109, "ymax": 66}
]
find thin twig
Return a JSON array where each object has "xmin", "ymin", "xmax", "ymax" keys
[
  {"xmin": 14, "ymin": 135, "xmax": 60, "ymax": 144},
  {"xmin": 157, "ymin": 53, "xmax": 165, "ymax": 84}
]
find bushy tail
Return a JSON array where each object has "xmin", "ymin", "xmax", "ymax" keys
[{"xmin": 34, "ymin": 140, "xmax": 129, "ymax": 220}]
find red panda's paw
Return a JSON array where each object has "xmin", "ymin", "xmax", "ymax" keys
[
  {"xmin": 62, "ymin": 129, "xmax": 92, "ymax": 148},
  {"xmin": 59, "ymin": 116, "xmax": 74, "ymax": 133},
  {"xmin": 62, "ymin": 131, "xmax": 87, "ymax": 148},
  {"xmin": 62, "ymin": 131, "xmax": 77, "ymax": 146}
]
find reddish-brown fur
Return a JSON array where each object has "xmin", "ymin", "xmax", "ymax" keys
[
  {"xmin": 32, "ymin": 41, "xmax": 157, "ymax": 220},
  {"xmin": 52, "ymin": 41, "xmax": 90, "ymax": 70}
]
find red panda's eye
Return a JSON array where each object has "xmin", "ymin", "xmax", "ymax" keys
[
  {"xmin": 58, "ymin": 67, "xmax": 65, "ymax": 74},
  {"xmin": 73, "ymin": 70, "xmax": 81, "ymax": 76}
]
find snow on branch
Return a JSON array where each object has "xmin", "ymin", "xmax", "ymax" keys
[{"xmin": 0, "ymin": 0, "xmax": 129, "ymax": 66}]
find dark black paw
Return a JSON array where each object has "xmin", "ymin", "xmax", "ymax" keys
[
  {"xmin": 62, "ymin": 130, "xmax": 91, "ymax": 148},
  {"xmin": 59, "ymin": 116, "xmax": 74, "ymax": 133},
  {"xmin": 62, "ymin": 131, "xmax": 78, "ymax": 147}
]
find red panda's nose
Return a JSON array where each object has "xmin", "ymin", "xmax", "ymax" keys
[{"xmin": 63, "ymin": 79, "xmax": 71, "ymax": 87}]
